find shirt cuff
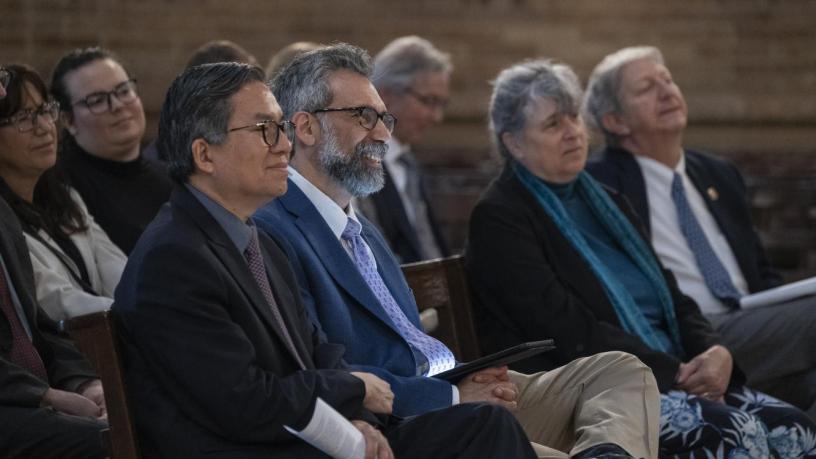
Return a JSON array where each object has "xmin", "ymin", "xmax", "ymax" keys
[{"xmin": 451, "ymin": 384, "xmax": 459, "ymax": 405}]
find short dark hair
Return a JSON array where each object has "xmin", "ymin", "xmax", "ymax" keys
[
  {"xmin": 186, "ymin": 40, "xmax": 257, "ymax": 69},
  {"xmin": 0, "ymin": 64, "xmax": 87, "ymax": 236},
  {"xmin": 50, "ymin": 46, "xmax": 127, "ymax": 113},
  {"xmin": 158, "ymin": 62, "xmax": 266, "ymax": 183}
]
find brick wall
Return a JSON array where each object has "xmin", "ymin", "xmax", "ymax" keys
[{"xmin": 3, "ymin": 0, "xmax": 816, "ymax": 278}]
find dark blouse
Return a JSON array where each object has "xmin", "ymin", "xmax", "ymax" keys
[{"xmin": 60, "ymin": 143, "xmax": 172, "ymax": 254}]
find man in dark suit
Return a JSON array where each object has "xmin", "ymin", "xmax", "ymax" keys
[
  {"xmin": 355, "ymin": 36, "xmax": 450, "ymax": 263},
  {"xmin": 112, "ymin": 62, "xmax": 536, "ymax": 459},
  {"xmin": 583, "ymin": 45, "xmax": 816, "ymax": 417},
  {"xmin": 255, "ymin": 43, "xmax": 661, "ymax": 459},
  {"xmin": 0, "ymin": 64, "xmax": 106, "ymax": 459}
]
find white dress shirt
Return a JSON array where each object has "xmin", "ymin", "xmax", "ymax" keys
[
  {"xmin": 288, "ymin": 167, "xmax": 460, "ymax": 403},
  {"xmin": 636, "ymin": 154, "xmax": 749, "ymax": 315}
]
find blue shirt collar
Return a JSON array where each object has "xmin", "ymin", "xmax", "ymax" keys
[{"xmin": 185, "ymin": 183, "xmax": 254, "ymax": 253}]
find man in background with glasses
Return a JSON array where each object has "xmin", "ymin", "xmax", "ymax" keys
[
  {"xmin": 255, "ymin": 43, "xmax": 661, "ymax": 459},
  {"xmin": 356, "ymin": 36, "xmax": 451, "ymax": 263}
]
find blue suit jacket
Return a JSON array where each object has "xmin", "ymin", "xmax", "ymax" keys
[
  {"xmin": 254, "ymin": 179, "xmax": 454, "ymax": 417},
  {"xmin": 586, "ymin": 146, "xmax": 782, "ymax": 294}
]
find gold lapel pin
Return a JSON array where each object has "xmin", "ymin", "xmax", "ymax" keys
[{"xmin": 707, "ymin": 187, "xmax": 719, "ymax": 201}]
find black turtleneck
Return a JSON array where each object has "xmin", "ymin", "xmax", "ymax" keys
[{"xmin": 60, "ymin": 145, "xmax": 172, "ymax": 254}]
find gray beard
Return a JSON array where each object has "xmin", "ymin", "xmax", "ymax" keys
[{"xmin": 317, "ymin": 122, "xmax": 387, "ymax": 197}]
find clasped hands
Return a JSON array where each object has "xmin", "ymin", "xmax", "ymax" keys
[
  {"xmin": 41, "ymin": 378, "xmax": 107, "ymax": 420},
  {"xmin": 457, "ymin": 365, "xmax": 519, "ymax": 411},
  {"xmin": 675, "ymin": 345, "xmax": 733, "ymax": 403}
]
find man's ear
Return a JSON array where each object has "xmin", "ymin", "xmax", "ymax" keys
[
  {"xmin": 601, "ymin": 112, "xmax": 630, "ymax": 137},
  {"xmin": 191, "ymin": 138, "xmax": 216, "ymax": 175},
  {"xmin": 291, "ymin": 111, "xmax": 317, "ymax": 147},
  {"xmin": 61, "ymin": 111, "xmax": 77, "ymax": 136},
  {"xmin": 501, "ymin": 131, "xmax": 524, "ymax": 159}
]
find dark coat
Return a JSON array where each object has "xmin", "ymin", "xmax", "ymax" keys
[
  {"xmin": 465, "ymin": 164, "xmax": 726, "ymax": 391},
  {"xmin": 586, "ymin": 146, "xmax": 782, "ymax": 293}
]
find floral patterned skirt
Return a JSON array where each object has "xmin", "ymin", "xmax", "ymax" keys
[{"xmin": 660, "ymin": 388, "xmax": 816, "ymax": 458}]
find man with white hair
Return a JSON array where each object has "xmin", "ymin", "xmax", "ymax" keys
[
  {"xmin": 584, "ymin": 45, "xmax": 816, "ymax": 418},
  {"xmin": 356, "ymin": 36, "xmax": 451, "ymax": 263}
]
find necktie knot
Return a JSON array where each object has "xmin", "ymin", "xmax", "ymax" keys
[{"xmin": 342, "ymin": 218, "xmax": 362, "ymax": 241}]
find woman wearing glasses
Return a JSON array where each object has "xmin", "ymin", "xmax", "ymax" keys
[
  {"xmin": 51, "ymin": 47, "xmax": 171, "ymax": 254},
  {"xmin": 0, "ymin": 65, "xmax": 126, "ymax": 321}
]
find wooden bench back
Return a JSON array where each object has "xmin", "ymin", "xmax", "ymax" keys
[
  {"xmin": 401, "ymin": 254, "xmax": 481, "ymax": 361},
  {"xmin": 68, "ymin": 311, "xmax": 140, "ymax": 459}
]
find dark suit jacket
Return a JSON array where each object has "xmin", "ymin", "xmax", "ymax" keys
[
  {"xmin": 254, "ymin": 180, "xmax": 455, "ymax": 417},
  {"xmin": 464, "ymin": 165, "xmax": 725, "ymax": 391},
  {"xmin": 367, "ymin": 165, "xmax": 449, "ymax": 263},
  {"xmin": 0, "ymin": 197, "xmax": 96, "ymax": 412},
  {"xmin": 586, "ymin": 146, "xmax": 782, "ymax": 293},
  {"xmin": 112, "ymin": 186, "xmax": 370, "ymax": 458}
]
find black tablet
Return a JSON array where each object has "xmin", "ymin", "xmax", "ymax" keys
[{"xmin": 432, "ymin": 339, "xmax": 555, "ymax": 383}]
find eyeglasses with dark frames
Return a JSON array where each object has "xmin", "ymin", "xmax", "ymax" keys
[
  {"xmin": 0, "ymin": 101, "xmax": 60, "ymax": 133},
  {"xmin": 72, "ymin": 79, "xmax": 139, "ymax": 115},
  {"xmin": 312, "ymin": 106, "xmax": 397, "ymax": 133},
  {"xmin": 227, "ymin": 119, "xmax": 295, "ymax": 147},
  {"xmin": 404, "ymin": 88, "xmax": 449, "ymax": 110},
  {"xmin": 0, "ymin": 68, "xmax": 10, "ymax": 91}
]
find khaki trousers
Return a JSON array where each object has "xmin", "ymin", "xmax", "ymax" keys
[{"xmin": 508, "ymin": 351, "xmax": 660, "ymax": 459}]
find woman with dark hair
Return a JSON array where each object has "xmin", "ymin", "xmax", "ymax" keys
[
  {"xmin": 465, "ymin": 58, "xmax": 816, "ymax": 458},
  {"xmin": 0, "ymin": 64, "xmax": 126, "ymax": 320},
  {"xmin": 51, "ymin": 46, "xmax": 171, "ymax": 254}
]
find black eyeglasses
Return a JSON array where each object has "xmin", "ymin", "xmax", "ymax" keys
[
  {"xmin": 312, "ymin": 106, "xmax": 397, "ymax": 133},
  {"xmin": 72, "ymin": 79, "xmax": 139, "ymax": 114},
  {"xmin": 228, "ymin": 119, "xmax": 295, "ymax": 147},
  {"xmin": 0, "ymin": 101, "xmax": 60, "ymax": 133},
  {"xmin": 0, "ymin": 68, "xmax": 9, "ymax": 91},
  {"xmin": 404, "ymin": 88, "xmax": 448, "ymax": 110}
]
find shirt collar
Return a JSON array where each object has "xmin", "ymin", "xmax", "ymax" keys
[
  {"xmin": 384, "ymin": 137, "xmax": 408, "ymax": 169},
  {"xmin": 186, "ymin": 183, "xmax": 254, "ymax": 253},
  {"xmin": 288, "ymin": 167, "xmax": 361, "ymax": 239},
  {"xmin": 634, "ymin": 152, "xmax": 687, "ymax": 187}
]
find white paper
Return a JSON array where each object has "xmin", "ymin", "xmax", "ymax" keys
[
  {"xmin": 739, "ymin": 275, "xmax": 816, "ymax": 309},
  {"xmin": 284, "ymin": 397, "xmax": 366, "ymax": 459}
]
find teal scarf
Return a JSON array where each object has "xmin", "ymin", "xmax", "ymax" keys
[{"xmin": 513, "ymin": 162, "xmax": 684, "ymax": 357}]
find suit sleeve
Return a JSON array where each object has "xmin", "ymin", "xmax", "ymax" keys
[
  {"xmin": 115, "ymin": 241, "xmax": 367, "ymax": 442},
  {"xmin": 467, "ymin": 196, "xmax": 690, "ymax": 390},
  {"xmin": 269, "ymin": 230, "xmax": 455, "ymax": 417}
]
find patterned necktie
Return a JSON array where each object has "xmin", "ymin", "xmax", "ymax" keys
[
  {"xmin": 342, "ymin": 218, "xmax": 455, "ymax": 376},
  {"xmin": 244, "ymin": 228, "xmax": 307, "ymax": 370},
  {"xmin": 671, "ymin": 173, "xmax": 742, "ymax": 307},
  {"xmin": 397, "ymin": 152, "xmax": 442, "ymax": 260},
  {"xmin": 0, "ymin": 262, "xmax": 48, "ymax": 381}
]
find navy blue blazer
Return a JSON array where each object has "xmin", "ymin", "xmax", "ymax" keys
[
  {"xmin": 254, "ymin": 180, "xmax": 454, "ymax": 417},
  {"xmin": 586, "ymin": 146, "xmax": 782, "ymax": 294}
]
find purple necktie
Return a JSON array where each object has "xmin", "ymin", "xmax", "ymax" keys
[
  {"xmin": 244, "ymin": 228, "xmax": 307, "ymax": 370},
  {"xmin": 0, "ymin": 262, "xmax": 48, "ymax": 381},
  {"xmin": 342, "ymin": 218, "xmax": 455, "ymax": 376}
]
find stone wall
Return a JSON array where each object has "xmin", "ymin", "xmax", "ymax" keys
[{"xmin": 3, "ymin": 0, "xmax": 815, "ymax": 278}]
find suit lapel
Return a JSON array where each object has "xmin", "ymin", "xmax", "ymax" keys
[
  {"xmin": 173, "ymin": 187, "xmax": 310, "ymax": 368},
  {"xmin": 278, "ymin": 182, "xmax": 404, "ymax": 334},
  {"xmin": 610, "ymin": 148, "xmax": 652, "ymax": 235}
]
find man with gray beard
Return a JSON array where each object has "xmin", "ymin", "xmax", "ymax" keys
[{"xmin": 254, "ymin": 43, "xmax": 661, "ymax": 459}]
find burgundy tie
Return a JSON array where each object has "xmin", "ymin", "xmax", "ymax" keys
[
  {"xmin": 244, "ymin": 228, "xmax": 306, "ymax": 370},
  {"xmin": 0, "ymin": 261, "xmax": 48, "ymax": 381}
]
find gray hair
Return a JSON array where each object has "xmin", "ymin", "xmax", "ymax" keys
[
  {"xmin": 489, "ymin": 59, "xmax": 583, "ymax": 160},
  {"xmin": 372, "ymin": 35, "xmax": 452, "ymax": 92},
  {"xmin": 583, "ymin": 46, "xmax": 665, "ymax": 145},
  {"xmin": 157, "ymin": 62, "xmax": 266, "ymax": 183},
  {"xmin": 270, "ymin": 43, "xmax": 372, "ymax": 119}
]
